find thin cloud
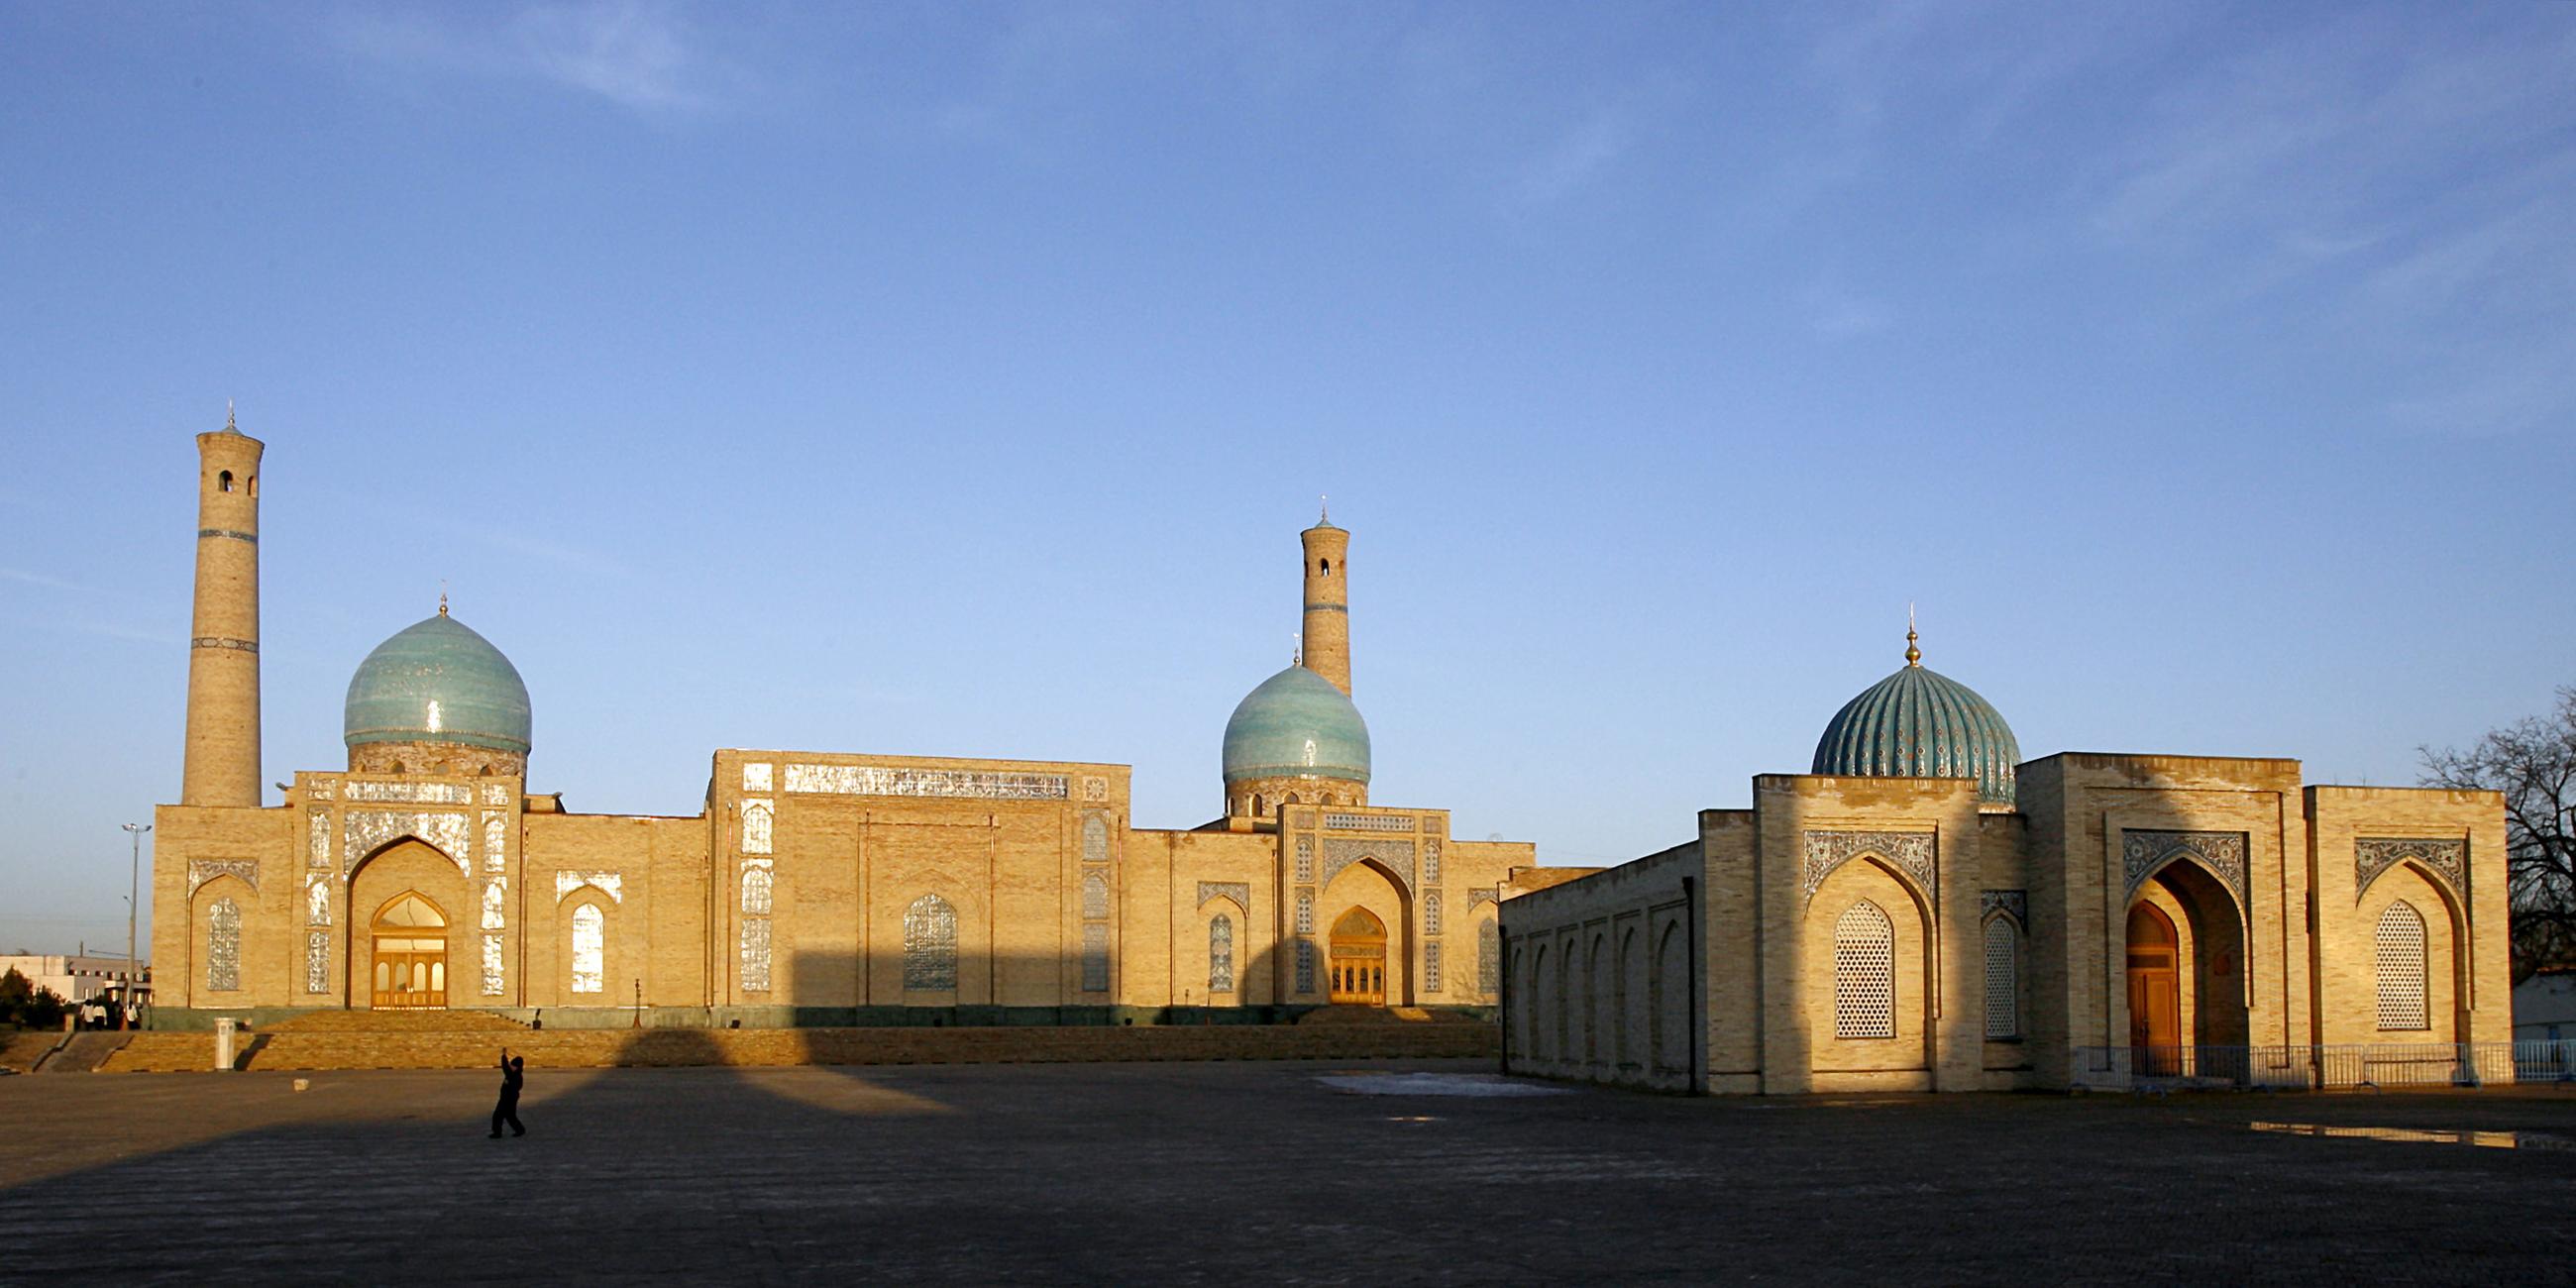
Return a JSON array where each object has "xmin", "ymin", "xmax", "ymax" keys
[
  {"xmin": 0, "ymin": 568, "xmax": 84, "ymax": 591},
  {"xmin": 329, "ymin": 0, "xmax": 723, "ymax": 113}
]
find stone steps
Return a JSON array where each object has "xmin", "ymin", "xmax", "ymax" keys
[
  {"xmin": 96, "ymin": 1022, "xmax": 1499, "ymax": 1073},
  {"xmin": 266, "ymin": 1009, "xmax": 529, "ymax": 1033}
]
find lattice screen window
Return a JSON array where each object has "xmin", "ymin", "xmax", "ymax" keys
[
  {"xmin": 307, "ymin": 880, "xmax": 332, "ymax": 926},
  {"xmin": 1424, "ymin": 892, "xmax": 1443, "ymax": 934},
  {"xmin": 1082, "ymin": 924, "xmax": 1110, "ymax": 993},
  {"xmin": 305, "ymin": 931, "xmax": 330, "ymax": 994},
  {"xmin": 740, "ymin": 919, "xmax": 773, "ymax": 992},
  {"xmin": 1083, "ymin": 813, "xmax": 1110, "ymax": 864},
  {"xmin": 207, "ymin": 898, "xmax": 242, "ymax": 992},
  {"xmin": 1294, "ymin": 836, "xmax": 1314, "ymax": 883},
  {"xmin": 2376, "ymin": 901, "xmax": 2428, "ymax": 1030},
  {"xmin": 741, "ymin": 800, "xmax": 773, "ymax": 855},
  {"xmin": 1983, "ymin": 916, "xmax": 2018, "ymax": 1039},
  {"xmin": 1425, "ymin": 940, "xmax": 1443, "ymax": 993},
  {"xmin": 1295, "ymin": 891, "xmax": 1315, "ymax": 934},
  {"xmin": 1478, "ymin": 920, "xmax": 1501, "ymax": 996},
  {"xmin": 906, "ymin": 895, "xmax": 959, "ymax": 990},
  {"xmin": 1295, "ymin": 937, "xmax": 1316, "ymax": 994},
  {"xmin": 742, "ymin": 867, "xmax": 773, "ymax": 915},
  {"xmin": 1832, "ymin": 900, "xmax": 1894, "ymax": 1039},
  {"xmin": 1082, "ymin": 872, "xmax": 1111, "ymax": 920},
  {"xmin": 571, "ymin": 904, "xmax": 605, "ymax": 994},
  {"xmin": 1208, "ymin": 914, "xmax": 1235, "ymax": 994}
]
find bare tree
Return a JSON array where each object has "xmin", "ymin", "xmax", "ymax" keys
[{"xmin": 2420, "ymin": 687, "xmax": 2576, "ymax": 982}]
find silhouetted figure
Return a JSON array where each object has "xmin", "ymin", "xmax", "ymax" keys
[{"xmin": 489, "ymin": 1048, "xmax": 526, "ymax": 1137}]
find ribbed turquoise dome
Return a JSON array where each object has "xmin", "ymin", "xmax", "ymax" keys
[
  {"xmin": 1222, "ymin": 666, "xmax": 1370, "ymax": 786},
  {"xmin": 1812, "ymin": 643, "xmax": 2019, "ymax": 805},
  {"xmin": 344, "ymin": 613, "xmax": 532, "ymax": 754}
]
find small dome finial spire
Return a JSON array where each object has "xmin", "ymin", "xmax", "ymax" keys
[
  {"xmin": 1904, "ymin": 601, "xmax": 1920, "ymax": 666},
  {"xmin": 439, "ymin": 580, "xmax": 449, "ymax": 617},
  {"xmin": 1319, "ymin": 493, "xmax": 1329, "ymax": 525},
  {"xmin": 1292, "ymin": 631, "xmax": 1303, "ymax": 667},
  {"xmin": 224, "ymin": 399, "xmax": 236, "ymax": 434}
]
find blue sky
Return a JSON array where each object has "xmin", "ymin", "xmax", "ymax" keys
[{"xmin": 3, "ymin": 2, "xmax": 2570, "ymax": 956}]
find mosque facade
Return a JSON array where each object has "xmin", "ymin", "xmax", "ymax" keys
[
  {"xmin": 152, "ymin": 421, "xmax": 1533, "ymax": 1025},
  {"xmin": 1499, "ymin": 626, "xmax": 2516, "ymax": 1092}
]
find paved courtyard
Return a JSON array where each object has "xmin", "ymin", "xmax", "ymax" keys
[{"xmin": 4, "ymin": 1059, "xmax": 2573, "ymax": 1284}]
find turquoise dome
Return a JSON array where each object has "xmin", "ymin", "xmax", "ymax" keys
[
  {"xmin": 1811, "ymin": 638, "xmax": 2019, "ymax": 805},
  {"xmin": 344, "ymin": 612, "xmax": 532, "ymax": 754},
  {"xmin": 1222, "ymin": 666, "xmax": 1371, "ymax": 786}
]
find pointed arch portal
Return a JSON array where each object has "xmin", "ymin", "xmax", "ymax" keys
[{"xmin": 1328, "ymin": 907, "xmax": 1387, "ymax": 1005}]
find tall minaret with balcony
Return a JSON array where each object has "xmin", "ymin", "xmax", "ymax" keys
[
  {"xmin": 1300, "ymin": 501, "xmax": 1351, "ymax": 694},
  {"xmin": 181, "ymin": 407, "xmax": 265, "ymax": 806}
]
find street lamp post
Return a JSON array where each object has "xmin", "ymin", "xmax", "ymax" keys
[{"xmin": 121, "ymin": 823, "xmax": 150, "ymax": 1007}]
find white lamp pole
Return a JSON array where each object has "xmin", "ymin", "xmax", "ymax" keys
[{"xmin": 121, "ymin": 822, "xmax": 150, "ymax": 997}]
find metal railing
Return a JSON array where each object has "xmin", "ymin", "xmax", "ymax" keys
[{"xmin": 2070, "ymin": 1040, "xmax": 2576, "ymax": 1092}]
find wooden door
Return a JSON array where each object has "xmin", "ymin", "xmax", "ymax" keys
[
  {"xmin": 2126, "ymin": 903, "xmax": 2181, "ymax": 1074},
  {"xmin": 1329, "ymin": 908, "xmax": 1387, "ymax": 1006}
]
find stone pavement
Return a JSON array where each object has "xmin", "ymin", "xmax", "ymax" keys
[{"xmin": 2, "ymin": 1060, "xmax": 2572, "ymax": 1284}]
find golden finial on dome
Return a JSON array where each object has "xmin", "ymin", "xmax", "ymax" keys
[
  {"xmin": 1904, "ymin": 602, "xmax": 1921, "ymax": 666},
  {"xmin": 439, "ymin": 582, "xmax": 449, "ymax": 617}
]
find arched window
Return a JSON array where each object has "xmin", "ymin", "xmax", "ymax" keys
[
  {"xmin": 1425, "ymin": 892, "xmax": 1443, "ymax": 934},
  {"xmin": 1425, "ymin": 940, "xmax": 1444, "ymax": 993},
  {"xmin": 1832, "ymin": 900, "xmax": 1894, "ymax": 1039},
  {"xmin": 1209, "ymin": 914, "xmax": 1234, "ymax": 994},
  {"xmin": 1478, "ymin": 918, "xmax": 1501, "ymax": 996},
  {"xmin": 742, "ymin": 866, "xmax": 773, "ymax": 915},
  {"xmin": 207, "ymin": 897, "xmax": 242, "ymax": 991},
  {"xmin": 482, "ymin": 880, "xmax": 505, "ymax": 930},
  {"xmin": 1082, "ymin": 872, "xmax": 1110, "ymax": 920},
  {"xmin": 1295, "ymin": 937, "xmax": 1316, "ymax": 994},
  {"xmin": 905, "ymin": 895, "xmax": 958, "ymax": 991},
  {"xmin": 2376, "ymin": 901, "xmax": 2428, "ymax": 1030},
  {"xmin": 1983, "ymin": 916, "xmax": 2018, "ymax": 1039},
  {"xmin": 305, "ymin": 930, "xmax": 330, "ymax": 994},
  {"xmin": 218, "ymin": 470, "xmax": 234, "ymax": 492},
  {"xmin": 1320, "ymin": 558, "xmax": 1331, "ymax": 575},
  {"xmin": 307, "ymin": 881, "xmax": 331, "ymax": 926},
  {"xmin": 1082, "ymin": 813, "xmax": 1109, "ymax": 864},
  {"xmin": 1295, "ymin": 890, "xmax": 1315, "ymax": 934},
  {"xmin": 571, "ymin": 904, "xmax": 605, "ymax": 995},
  {"xmin": 741, "ymin": 800, "xmax": 773, "ymax": 855}
]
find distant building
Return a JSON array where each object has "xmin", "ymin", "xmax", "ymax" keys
[
  {"xmin": 152, "ymin": 417, "xmax": 1533, "ymax": 1024},
  {"xmin": 1503, "ymin": 623, "xmax": 2514, "ymax": 1093},
  {"xmin": 0, "ymin": 954, "xmax": 141, "ymax": 1005},
  {"xmin": 2514, "ymin": 970, "xmax": 2576, "ymax": 1042}
]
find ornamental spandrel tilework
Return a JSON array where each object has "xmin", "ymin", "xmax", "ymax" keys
[
  {"xmin": 482, "ymin": 782, "xmax": 513, "ymax": 805},
  {"xmin": 343, "ymin": 810, "xmax": 470, "ymax": 878},
  {"xmin": 741, "ymin": 761, "xmax": 773, "ymax": 793},
  {"xmin": 1198, "ymin": 882, "xmax": 1250, "ymax": 911},
  {"xmin": 1322, "ymin": 837, "xmax": 1415, "ymax": 892},
  {"xmin": 2121, "ymin": 829, "xmax": 2247, "ymax": 909},
  {"xmin": 188, "ymin": 859, "xmax": 260, "ymax": 897},
  {"xmin": 785, "ymin": 763, "xmax": 1068, "ymax": 801},
  {"xmin": 2355, "ymin": 837, "xmax": 2468, "ymax": 902},
  {"xmin": 1801, "ymin": 830, "xmax": 1935, "ymax": 901},
  {"xmin": 1980, "ymin": 890, "xmax": 2026, "ymax": 923}
]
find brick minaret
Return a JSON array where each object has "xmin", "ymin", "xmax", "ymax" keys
[
  {"xmin": 181, "ymin": 407, "xmax": 264, "ymax": 806},
  {"xmin": 1300, "ymin": 502, "xmax": 1350, "ymax": 695}
]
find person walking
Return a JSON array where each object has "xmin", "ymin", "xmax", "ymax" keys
[{"xmin": 490, "ymin": 1047, "xmax": 526, "ymax": 1138}]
